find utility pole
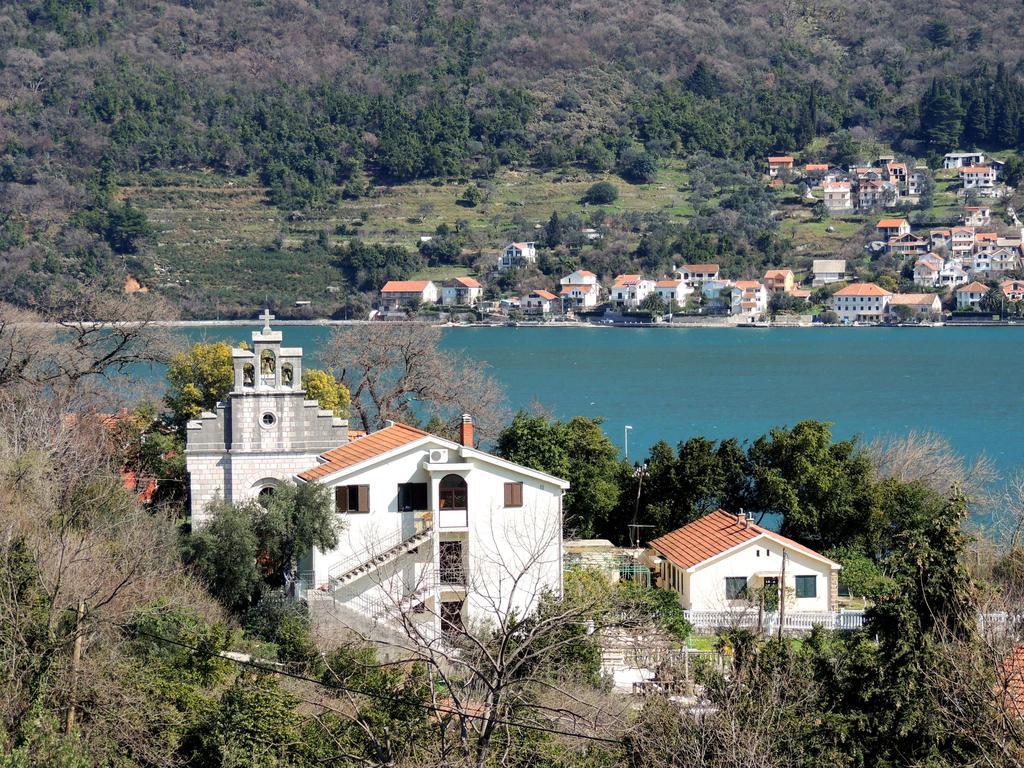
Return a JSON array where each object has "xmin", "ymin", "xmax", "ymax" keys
[
  {"xmin": 624, "ymin": 425, "xmax": 632, "ymax": 460},
  {"xmin": 777, "ymin": 550, "xmax": 788, "ymax": 642},
  {"xmin": 66, "ymin": 599, "xmax": 85, "ymax": 735}
]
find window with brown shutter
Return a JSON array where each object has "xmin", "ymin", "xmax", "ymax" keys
[
  {"xmin": 503, "ymin": 481, "xmax": 523, "ymax": 507},
  {"xmin": 335, "ymin": 485, "xmax": 370, "ymax": 513}
]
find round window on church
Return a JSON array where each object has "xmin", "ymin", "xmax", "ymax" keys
[{"xmin": 261, "ymin": 411, "xmax": 277, "ymax": 428}]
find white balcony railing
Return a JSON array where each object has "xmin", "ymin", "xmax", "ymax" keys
[
  {"xmin": 437, "ymin": 507, "xmax": 468, "ymax": 529},
  {"xmin": 683, "ymin": 609, "xmax": 865, "ymax": 635}
]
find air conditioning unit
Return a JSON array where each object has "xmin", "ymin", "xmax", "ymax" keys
[{"xmin": 428, "ymin": 448, "xmax": 449, "ymax": 464}]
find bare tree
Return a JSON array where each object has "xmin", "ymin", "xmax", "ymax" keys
[
  {"xmin": 868, "ymin": 430, "xmax": 997, "ymax": 509},
  {"xmin": 0, "ymin": 289, "xmax": 178, "ymax": 393},
  {"xmin": 321, "ymin": 322, "xmax": 508, "ymax": 443}
]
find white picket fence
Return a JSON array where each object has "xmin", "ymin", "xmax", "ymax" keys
[{"xmin": 683, "ymin": 609, "xmax": 865, "ymax": 635}]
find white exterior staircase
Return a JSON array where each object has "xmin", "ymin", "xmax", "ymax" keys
[{"xmin": 328, "ymin": 525, "xmax": 434, "ymax": 589}]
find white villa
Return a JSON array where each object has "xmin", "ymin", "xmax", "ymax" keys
[
  {"xmin": 830, "ymin": 283, "xmax": 892, "ymax": 324},
  {"xmin": 498, "ymin": 242, "xmax": 537, "ymax": 270},
  {"xmin": 822, "ymin": 180, "xmax": 853, "ymax": 213},
  {"xmin": 611, "ymin": 274, "xmax": 656, "ymax": 308},
  {"xmin": 186, "ymin": 318, "xmax": 569, "ymax": 641},
  {"xmin": 956, "ymin": 281, "xmax": 989, "ymax": 310},
  {"xmin": 943, "ymin": 151, "xmax": 986, "ymax": 169},
  {"xmin": 731, "ymin": 281, "xmax": 768, "ymax": 316},
  {"xmin": 440, "ymin": 276, "xmax": 483, "ymax": 306},
  {"xmin": 677, "ymin": 263, "xmax": 720, "ymax": 286},
  {"xmin": 559, "ymin": 270, "xmax": 601, "ymax": 309},
  {"xmin": 522, "ymin": 289, "xmax": 558, "ymax": 315},
  {"xmin": 647, "ymin": 510, "xmax": 841, "ymax": 614},
  {"xmin": 655, "ymin": 279, "xmax": 691, "ymax": 308},
  {"xmin": 961, "ymin": 166, "xmax": 998, "ymax": 191}
]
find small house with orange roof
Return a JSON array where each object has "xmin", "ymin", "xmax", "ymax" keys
[
  {"xmin": 380, "ymin": 280, "xmax": 439, "ymax": 311},
  {"xmin": 876, "ymin": 218, "xmax": 910, "ymax": 240},
  {"xmin": 1001, "ymin": 279, "xmax": 1024, "ymax": 302},
  {"xmin": 763, "ymin": 268, "xmax": 795, "ymax": 293},
  {"xmin": 766, "ymin": 155, "xmax": 794, "ymax": 178},
  {"xmin": 956, "ymin": 281, "xmax": 990, "ymax": 310},
  {"xmin": 830, "ymin": 283, "xmax": 893, "ymax": 324},
  {"xmin": 440, "ymin": 276, "xmax": 482, "ymax": 307},
  {"xmin": 647, "ymin": 509, "xmax": 841, "ymax": 614},
  {"xmin": 523, "ymin": 289, "xmax": 558, "ymax": 314}
]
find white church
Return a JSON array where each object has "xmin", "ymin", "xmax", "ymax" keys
[{"xmin": 185, "ymin": 314, "xmax": 569, "ymax": 642}]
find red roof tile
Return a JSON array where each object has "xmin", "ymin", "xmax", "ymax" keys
[
  {"xmin": 833, "ymin": 283, "xmax": 892, "ymax": 297},
  {"xmin": 382, "ymin": 280, "xmax": 432, "ymax": 292},
  {"xmin": 649, "ymin": 509, "xmax": 835, "ymax": 570},
  {"xmin": 298, "ymin": 423, "xmax": 429, "ymax": 481}
]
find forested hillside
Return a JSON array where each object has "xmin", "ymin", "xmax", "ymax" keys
[{"xmin": 4, "ymin": 0, "xmax": 1024, "ymax": 315}]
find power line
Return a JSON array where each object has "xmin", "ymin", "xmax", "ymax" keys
[{"xmin": 115, "ymin": 619, "xmax": 627, "ymax": 748}]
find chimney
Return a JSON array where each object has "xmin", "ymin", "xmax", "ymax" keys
[
  {"xmin": 460, "ymin": 414, "xmax": 474, "ymax": 447},
  {"xmin": 737, "ymin": 508, "xmax": 748, "ymax": 528}
]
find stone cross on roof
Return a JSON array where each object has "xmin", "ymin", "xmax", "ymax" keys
[{"xmin": 259, "ymin": 308, "xmax": 275, "ymax": 333}]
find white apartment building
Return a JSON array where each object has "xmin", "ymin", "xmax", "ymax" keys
[{"xmin": 830, "ymin": 283, "xmax": 893, "ymax": 324}]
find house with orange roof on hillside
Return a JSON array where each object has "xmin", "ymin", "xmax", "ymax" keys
[
  {"xmin": 187, "ymin": 318, "xmax": 569, "ymax": 643},
  {"xmin": 380, "ymin": 280, "xmax": 439, "ymax": 311},
  {"xmin": 830, "ymin": 283, "xmax": 893, "ymax": 324},
  {"xmin": 763, "ymin": 269, "xmax": 795, "ymax": 293},
  {"xmin": 960, "ymin": 165, "xmax": 997, "ymax": 191},
  {"xmin": 876, "ymin": 218, "xmax": 910, "ymax": 240},
  {"xmin": 646, "ymin": 509, "xmax": 841, "ymax": 615},
  {"xmin": 440, "ymin": 276, "xmax": 482, "ymax": 307},
  {"xmin": 766, "ymin": 156, "xmax": 794, "ymax": 177}
]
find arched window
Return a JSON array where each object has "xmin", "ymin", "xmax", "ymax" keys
[
  {"xmin": 258, "ymin": 486, "xmax": 276, "ymax": 502},
  {"xmin": 260, "ymin": 349, "xmax": 276, "ymax": 386},
  {"xmin": 242, "ymin": 363, "xmax": 255, "ymax": 387},
  {"xmin": 281, "ymin": 363, "xmax": 294, "ymax": 387},
  {"xmin": 439, "ymin": 474, "xmax": 467, "ymax": 510}
]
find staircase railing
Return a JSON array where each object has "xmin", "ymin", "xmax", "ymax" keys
[{"xmin": 327, "ymin": 512, "xmax": 433, "ymax": 584}]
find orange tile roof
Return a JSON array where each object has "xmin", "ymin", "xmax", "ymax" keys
[
  {"xmin": 877, "ymin": 218, "xmax": 908, "ymax": 228},
  {"xmin": 790, "ymin": 289, "xmax": 811, "ymax": 298},
  {"xmin": 298, "ymin": 423, "xmax": 429, "ymax": 481},
  {"xmin": 958, "ymin": 282, "xmax": 989, "ymax": 292},
  {"xmin": 734, "ymin": 280, "xmax": 763, "ymax": 289},
  {"xmin": 450, "ymin": 276, "xmax": 481, "ymax": 288},
  {"xmin": 382, "ymin": 280, "xmax": 432, "ymax": 292},
  {"xmin": 649, "ymin": 509, "xmax": 834, "ymax": 570},
  {"xmin": 1003, "ymin": 646, "xmax": 1024, "ymax": 717},
  {"xmin": 890, "ymin": 293, "xmax": 939, "ymax": 306},
  {"xmin": 805, "ymin": 163, "xmax": 829, "ymax": 171},
  {"xmin": 767, "ymin": 156, "xmax": 794, "ymax": 163},
  {"xmin": 976, "ymin": 233, "xmax": 999, "ymax": 242},
  {"xmin": 682, "ymin": 264, "xmax": 719, "ymax": 273},
  {"xmin": 530, "ymin": 289, "xmax": 557, "ymax": 300},
  {"xmin": 656, "ymin": 279, "xmax": 683, "ymax": 288},
  {"xmin": 764, "ymin": 269, "xmax": 793, "ymax": 279},
  {"xmin": 961, "ymin": 166, "xmax": 994, "ymax": 173},
  {"xmin": 833, "ymin": 283, "xmax": 892, "ymax": 297}
]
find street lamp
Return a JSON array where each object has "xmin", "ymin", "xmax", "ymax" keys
[{"xmin": 624, "ymin": 425, "xmax": 632, "ymax": 460}]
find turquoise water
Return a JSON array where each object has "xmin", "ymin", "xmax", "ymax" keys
[{"xmin": 175, "ymin": 325, "xmax": 1024, "ymax": 474}]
